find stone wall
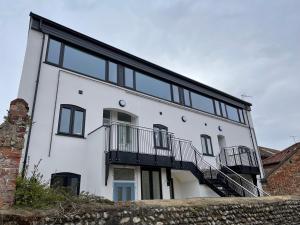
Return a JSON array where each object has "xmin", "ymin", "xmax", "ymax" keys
[
  {"xmin": 0, "ymin": 196, "xmax": 299, "ymax": 225},
  {"xmin": 262, "ymin": 147, "xmax": 300, "ymax": 195},
  {"xmin": 0, "ymin": 99, "xmax": 29, "ymax": 208}
]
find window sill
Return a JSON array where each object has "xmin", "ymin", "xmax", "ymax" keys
[
  {"xmin": 56, "ymin": 133, "xmax": 86, "ymax": 139},
  {"xmin": 203, "ymin": 154, "xmax": 214, "ymax": 157}
]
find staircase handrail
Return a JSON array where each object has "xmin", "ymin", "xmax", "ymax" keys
[
  {"xmin": 216, "ymin": 160, "xmax": 270, "ymax": 196},
  {"xmin": 191, "ymin": 145, "xmax": 257, "ymax": 197}
]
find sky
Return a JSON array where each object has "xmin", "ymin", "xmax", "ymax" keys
[{"xmin": 0, "ymin": 0, "xmax": 299, "ymax": 150}]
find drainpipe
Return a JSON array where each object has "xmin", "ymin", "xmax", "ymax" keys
[{"xmin": 21, "ymin": 19, "xmax": 45, "ymax": 177}]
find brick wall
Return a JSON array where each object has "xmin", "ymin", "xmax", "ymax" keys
[
  {"xmin": 0, "ymin": 99, "xmax": 29, "ymax": 208},
  {"xmin": 262, "ymin": 148, "xmax": 300, "ymax": 195}
]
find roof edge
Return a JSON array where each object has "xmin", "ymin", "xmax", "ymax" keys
[{"xmin": 29, "ymin": 12, "xmax": 252, "ymax": 107}]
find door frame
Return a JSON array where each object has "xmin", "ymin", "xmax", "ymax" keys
[
  {"xmin": 113, "ymin": 181, "xmax": 135, "ymax": 202},
  {"xmin": 141, "ymin": 167, "xmax": 163, "ymax": 200}
]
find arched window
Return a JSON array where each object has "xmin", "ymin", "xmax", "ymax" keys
[
  {"xmin": 201, "ymin": 134, "xmax": 214, "ymax": 156},
  {"xmin": 50, "ymin": 172, "xmax": 81, "ymax": 195},
  {"xmin": 58, "ymin": 104, "xmax": 86, "ymax": 137}
]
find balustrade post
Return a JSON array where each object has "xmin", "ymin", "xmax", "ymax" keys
[
  {"xmin": 239, "ymin": 177, "xmax": 245, "ymax": 196},
  {"xmin": 169, "ymin": 135, "xmax": 174, "ymax": 165},
  {"xmin": 179, "ymin": 141, "xmax": 183, "ymax": 168},
  {"xmin": 116, "ymin": 124, "xmax": 119, "ymax": 161},
  {"xmin": 239, "ymin": 147, "xmax": 243, "ymax": 166},
  {"xmin": 194, "ymin": 149, "xmax": 198, "ymax": 166},
  {"xmin": 224, "ymin": 148, "xmax": 228, "ymax": 166},
  {"xmin": 136, "ymin": 128, "xmax": 140, "ymax": 162},
  {"xmin": 233, "ymin": 147, "xmax": 237, "ymax": 166},
  {"xmin": 108, "ymin": 125, "xmax": 112, "ymax": 160}
]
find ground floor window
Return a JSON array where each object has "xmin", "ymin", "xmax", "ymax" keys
[
  {"xmin": 50, "ymin": 172, "xmax": 81, "ymax": 195},
  {"xmin": 141, "ymin": 167, "xmax": 162, "ymax": 200}
]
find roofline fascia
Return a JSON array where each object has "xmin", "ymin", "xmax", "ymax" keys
[{"xmin": 29, "ymin": 12, "xmax": 252, "ymax": 109}]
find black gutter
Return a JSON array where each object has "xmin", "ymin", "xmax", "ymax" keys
[
  {"xmin": 28, "ymin": 12, "xmax": 252, "ymax": 109},
  {"xmin": 21, "ymin": 19, "xmax": 45, "ymax": 177}
]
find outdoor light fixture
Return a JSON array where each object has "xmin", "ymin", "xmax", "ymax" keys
[
  {"xmin": 218, "ymin": 126, "xmax": 222, "ymax": 132},
  {"xmin": 181, "ymin": 116, "xmax": 187, "ymax": 122},
  {"xmin": 119, "ymin": 100, "xmax": 126, "ymax": 107}
]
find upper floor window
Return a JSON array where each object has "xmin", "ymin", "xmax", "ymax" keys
[
  {"xmin": 172, "ymin": 85, "xmax": 180, "ymax": 103},
  {"xmin": 51, "ymin": 172, "xmax": 81, "ymax": 195},
  {"xmin": 124, "ymin": 67, "xmax": 134, "ymax": 88},
  {"xmin": 58, "ymin": 104, "xmax": 85, "ymax": 137},
  {"xmin": 108, "ymin": 61, "xmax": 118, "ymax": 83},
  {"xmin": 63, "ymin": 45, "xmax": 106, "ymax": 80},
  {"xmin": 226, "ymin": 105, "xmax": 240, "ymax": 122},
  {"xmin": 46, "ymin": 39, "xmax": 61, "ymax": 64},
  {"xmin": 191, "ymin": 92, "xmax": 215, "ymax": 114},
  {"xmin": 238, "ymin": 109, "xmax": 245, "ymax": 124},
  {"xmin": 201, "ymin": 134, "xmax": 214, "ymax": 156},
  {"xmin": 183, "ymin": 89, "xmax": 191, "ymax": 106},
  {"xmin": 153, "ymin": 124, "xmax": 169, "ymax": 149},
  {"xmin": 136, "ymin": 72, "xmax": 171, "ymax": 101}
]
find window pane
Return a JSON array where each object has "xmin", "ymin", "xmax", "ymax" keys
[
  {"xmin": 207, "ymin": 138, "xmax": 213, "ymax": 155},
  {"xmin": 226, "ymin": 105, "xmax": 240, "ymax": 122},
  {"xmin": 70, "ymin": 177, "xmax": 80, "ymax": 195},
  {"xmin": 73, "ymin": 110, "xmax": 84, "ymax": 135},
  {"xmin": 238, "ymin": 109, "xmax": 245, "ymax": 123},
  {"xmin": 215, "ymin": 100, "xmax": 221, "ymax": 116},
  {"xmin": 183, "ymin": 89, "xmax": 191, "ymax": 106},
  {"xmin": 142, "ymin": 171, "xmax": 151, "ymax": 200},
  {"xmin": 117, "ymin": 186, "xmax": 123, "ymax": 201},
  {"xmin": 47, "ymin": 39, "xmax": 61, "ymax": 64},
  {"xmin": 190, "ymin": 92, "xmax": 214, "ymax": 114},
  {"xmin": 103, "ymin": 110, "xmax": 111, "ymax": 125},
  {"xmin": 172, "ymin": 85, "xmax": 180, "ymax": 103},
  {"xmin": 152, "ymin": 171, "xmax": 161, "ymax": 199},
  {"xmin": 114, "ymin": 168, "xmax": 135, "ymax": 180},
  {"xmin": 108, "ymin": 61, "xmax": 118, "ymax": 83},
  {"xmin": 125, "ymin": 187, "xmax": 132, "ymax": 201},
  {"xmin": 201, "ymin": 136, "xmax": 207, "ymax": 154},
  {"xmin": 59, "ymin": 108, "xmax": 71, "ymax": 133},
  {"xmin": 124, "ymin": 68, "xmax": 134, "ymax": 88},
  {"xmin": 63, "ymin": 45, "xmax": 106, "ymax": 80},
  {"xmin": 221, "ymin": 102, "xmax": 227, "ymax": 117},
  {"xmin": 117, "ymin": 112, "xmax": 132, "ymax": 123},
  {"xmin": 136, "ymin": 72, "xmax": 171, "ymax": 101}
]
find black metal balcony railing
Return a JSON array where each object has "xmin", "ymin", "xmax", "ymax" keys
[
  {"xmin": 104, "ymin": 122, "xmax": 267, "ymax": 197},
  {"xmin": 217, "ymin": 146, "xmax": 259, "ymax": 168}
]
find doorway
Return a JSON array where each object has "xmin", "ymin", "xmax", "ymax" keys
[{"xmin": 141, "ymin": 167, "xmax": 162, "ymax": 200}]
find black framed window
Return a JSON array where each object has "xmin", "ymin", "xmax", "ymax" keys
[
  {"xmin": 226, "ymin": 104, "xmax": 240, "ymax": 122},
  {"xmin": 172, "ymin": 85, "xmax": 180, "ymax": 103},
  {"xmin": 58, "ymin": 104, "xmax": 85, "ymax": 137},
  {"xmin": 153, "ymin": 124, "xmax": 169, "ymax": 149},
  {"xmin": 201, "ymin": 134, "xmax": 214, "ymax": 156},
  {"xmin": 190, "ymin": 92, "xmax": 215, "ymax": 114},
  {"xmin": 108, "ymin": 61, "xmax": 118, "ymax": 83},
  {"xmin": 136, "ymin": 72, "xmax": 171, "ymax": 101},
  {"xmin": 50, "ymin": 172, "xmax": 81, "ymax": 195},
  {"xmin": 46, "ymin": 39, "xmax": 61, "ymax": 65},
  {"xmin": 124, "ymin": 67, "xmax": 134, "ymax": 88},
  {"xmin": 238, "ymin": 109, "xmax": 245, "ymax": 124},
  {"xmin": 63, "ymin": 45, "xmax": 106, "ymax": 80},
  {"xmin": 183, "ymin": 89, "xmax": 191, "ymax": 106}
]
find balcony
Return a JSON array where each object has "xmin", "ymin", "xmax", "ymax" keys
[{"xmin": 217, "ymin": 146, "xmax": 260, "ymax": 175}]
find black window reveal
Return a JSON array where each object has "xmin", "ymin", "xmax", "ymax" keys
[
  {"xmin": 153, "ymin": 124, "xmax": 169, "ymax": 149},
  {"xmin": 124, "ymin": 67, "xmax": 134, "ymax": 88},
  {"xmin": 172, "ymin": 85, "xmax": 180, "ymax": 103},
  {"xmin": 46, "ymin": 39, "xmax": 61, "ymax": 64},
  {"xmin": 50, "ymin": 172, "xmax": 81, "ymax": 195},
  {"xmin": 108, "ymin": 61, "xmax": 118, "ymax": 83},
  {"xmin": 201, "ymin": 135, "xmax": 214, "ymax": 156},
  {"xmin": 214, "ymin": 100, "xmax": 221, "ymax": 116},
  {"xmin": 183, "ymin": 89, "xmax": 191, "ymax": 106},
  {"xmin": 190, "ymin": 92, "xmax": 215, "ymax": 114},
  {"xmin": 58, "ymin": 104, "xmax": 85, "ymax": 137},
  {"xmin": 136, "ymin": 72, "xmax": 171, "ymax": 101},
  {"xmin": 63, "ymin": 45, "xmax": 106, "ymax": 80},
  {"xmin": 226, "ymin": 105, "xmax": 240, "ymax": 122},
  {"xmin": 238, "ymin": 109, "xmax": 245, "ymax": 124}
]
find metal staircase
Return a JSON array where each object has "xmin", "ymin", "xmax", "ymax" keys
[{"xmin": 104, "ymin": 122, "xmax": 269, "ymax": 197}]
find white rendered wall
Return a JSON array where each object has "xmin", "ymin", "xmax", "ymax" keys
[{"xmin": 18, "ymin": 31, "xmax": 261, "ymax": 200}]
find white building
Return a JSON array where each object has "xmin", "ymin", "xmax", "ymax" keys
[{"xmin": 18, "ymin": 13, "xmax": 267, "ymax": 201}]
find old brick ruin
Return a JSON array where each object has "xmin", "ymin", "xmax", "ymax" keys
[
  {"xmin": 0, "ymin": 99, "xmax": 29, "ymax": 208},
  {"xmin": 0, "ymin": 196, "xmax": 299, "ymax": 225}
]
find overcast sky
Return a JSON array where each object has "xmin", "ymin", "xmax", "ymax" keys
[{"xmin": 0, "ymin": 0, "xmax": 299, "ymax": 150}]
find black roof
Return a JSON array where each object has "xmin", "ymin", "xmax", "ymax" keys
[{"xmin": 29, "ymin": 12, "xmax": 252, "ymax": 108}]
